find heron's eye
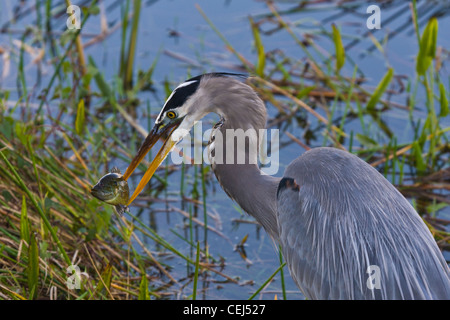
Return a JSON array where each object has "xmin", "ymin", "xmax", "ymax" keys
[{"xmin": 166, "ymin": 111, "xmax": 177, "ymax": 119}]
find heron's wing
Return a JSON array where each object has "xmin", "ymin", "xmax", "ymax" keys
[{"xmin": 277, "ymin": 147, "xmax": 450, "ymax": 300}]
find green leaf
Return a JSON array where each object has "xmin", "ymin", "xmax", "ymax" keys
[
  {"xmin": 75, "ymin": 99, "xmax": 85, "ymax": 135},
  {"xmin": 412, "ymin": 141, "xmax": 426, "ymax": 174},
  {"xmin": 426, "ymin": 202, "xmax": 448, "ymax": 216},
  {"xmin": 28, "ymin": 233, "xmax": 39, "ymax": 300},
  {"xmin": 100, "ymin": 264, "xmax": 113, "ymax": 292},
  {"xmin": 332, "ymin": 24, "xmax": 345, "ymax": 73},
  {"xmin": 296, "ymin": 86, "xmax": 316, "ymax": 99},
  {"xmin": 355, "ymin": 133, "xmax": 379, "ymax": 149},
  {"xmin": 250, "ymin": 17, "xmax": 265, "ymax": 77},
  {"xmin": 62, "ymin": 61, "xmax": 72, "ymax": 74},
  {"xmin": 14, "ymin": 122, "xmax": 28, "ymax": 147},
  {"xmin": 439, "ymin": 83, "xmax": 449, "ymax": 117},
  {"xmin": 416, "ymin": 17, "xmax": 438, "ymax": 76},
  {"xmin": 419, "ymin": 114, "xmax": 431, "ymax": 148},
  {"xmin": 366, "ymin": 67, "xmax": 394, "ymax": 112},
  {"xmin": 138, "ymin": 274, "xmax": 150, "ymax": 300},
  {"xmin": 61, "ymin": 86, "xmax": 72, "ymax": 100},
  {"xmin": 20, "ymin": 196, "xmax": 30, "ymax": 244}
]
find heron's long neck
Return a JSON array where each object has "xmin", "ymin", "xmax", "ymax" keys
[
  {"xmin": 213, "ymin": 160, "xmax": 281, "ymax": 239},
  {"xmin": 208, "ymin": 91, "xmax": 281, "ymax": 240}
]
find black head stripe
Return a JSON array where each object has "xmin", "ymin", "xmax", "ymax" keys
[
  {"xmin": 162, "ymin": 73, "xmax": 248, "ymax": 114},
  {"xmin": 163, "ymin": 80, "xmax": 200, "ymax": 112}
]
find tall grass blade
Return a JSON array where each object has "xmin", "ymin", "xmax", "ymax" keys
[
  {"xmin": 27, "ymin": 233, "xmax": 39, "ymax": 300},
  {"xmin": 36, "ymin": 0, "xmax": 98, "ymax": 115},
  {"xmin": 248, "ymin": 263, "xmax": 286, "ymax": 300},
  {"xmin": 119, "ymin": 0, "xmax": 131, "ymax": 78},
  {"xmin": 138, "ymin": 274, "xmax": 150, "ymax": 300},
  {"xmin": 250, "ymin": 17, "xmax": 266, "ymax": 77},
  {"xmin": 0, "ymin": 150, "xmax": 71, "ymax": 265},
  {"xmin": 17, "ymin": 35, "xmax": 28, "ymax": 109},
  {"xmin": 192, "ymin": 241, "xmax": 201, "ymax": 300},
  {"xmin": 439, "ymin": 83, "xmax": 449, "ymax": 117},
  {"xmin": 124, "ymin": 0, "xmax": 141, "ymax": 90},
  {"xmin": 411, "ymin": 0, "xmax": 420, "ymax": 44},
  {"xmin": 278, "ymin": 247, "xmax": 286, "ymax": 300},
  {"xmin": 65, "ymin": 0, "xmax": 88, "ymax": 77},
  {"xmin": 20, "ymin": 196, "xmax": 30, "ymax": 245}
]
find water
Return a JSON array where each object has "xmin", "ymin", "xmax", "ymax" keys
[{"xmin": 1, "ymin": 0, "xmax": 449, "ymax": 300}]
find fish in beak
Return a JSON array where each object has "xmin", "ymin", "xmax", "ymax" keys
[{"xmin": 123, "ymin": 119, "xmax": 182, "ymax": 205}]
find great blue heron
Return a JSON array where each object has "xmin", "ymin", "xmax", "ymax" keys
[{"xmin": 122, "ymin": 73, "xmax": 450, "ymax": 300}]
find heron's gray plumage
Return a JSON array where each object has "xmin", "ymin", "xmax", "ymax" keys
[
  {"xmin": 278, "ymin": 148, "xmax": 450, "ymax": 299},
  {"xmin": 159, "ymin": 73, "xmax": 450, "ymax": 299},
  {"xmin": 200, "ymin": 75, "xmax": 280, "ymax": 239}
]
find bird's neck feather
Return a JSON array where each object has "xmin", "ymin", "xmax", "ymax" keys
[
  {"xmin": 206, "ymin": 81, "xmax": 281, "ymax": 240},
  {"xmin": 213, "ymin": 162, "xmax": 281, "ymax": 240}
]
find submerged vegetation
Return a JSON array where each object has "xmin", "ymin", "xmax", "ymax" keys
[{"xmin": 0, "ymin": 0, "xmax": 449, "ymax": 300}]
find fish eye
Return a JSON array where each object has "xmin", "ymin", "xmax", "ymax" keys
[{"xmin": 166, "ymin": 111, "xmax": 177, "ymax": 119}]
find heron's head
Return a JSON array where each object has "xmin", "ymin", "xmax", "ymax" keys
[{"xmin": 123, "ymin": 73, "xmax": 246, "ymax": 205}]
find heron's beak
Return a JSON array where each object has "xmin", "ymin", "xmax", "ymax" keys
[{"xmin": 123, "ymin": 120, "xmax": 181, "ymax": 205}]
